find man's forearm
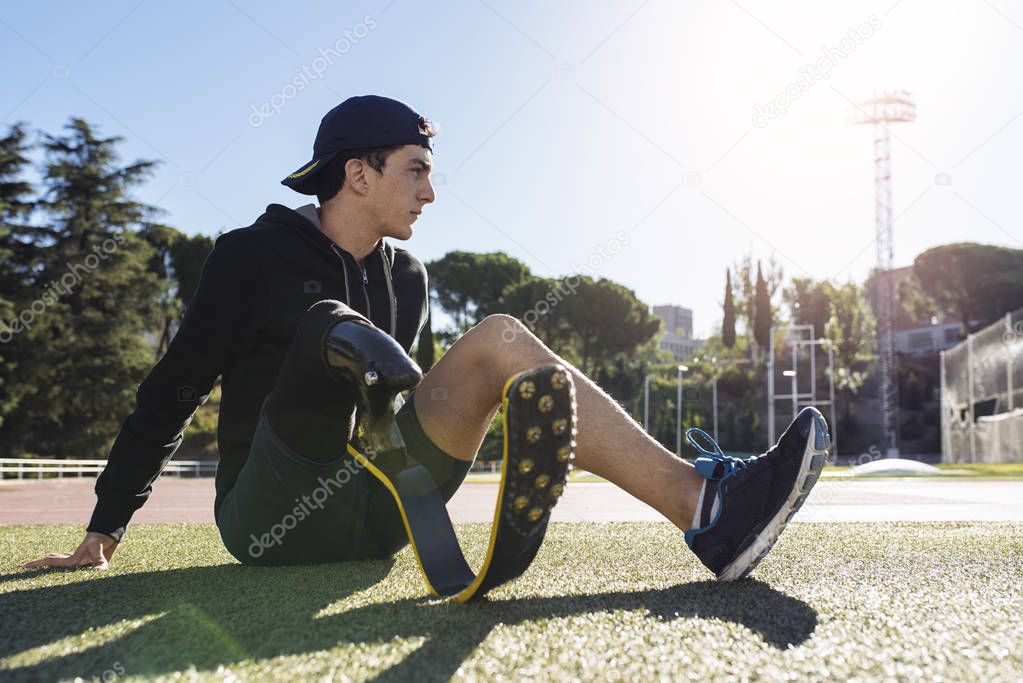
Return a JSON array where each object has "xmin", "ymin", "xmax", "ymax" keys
[{"xmin": 87, "ymin": 405, "xmax": 189, "ymax": 541}]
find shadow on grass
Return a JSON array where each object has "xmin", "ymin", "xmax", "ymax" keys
[{"xmin": 1, "ymin": 563, "xmax": 816, "ymax": 682}]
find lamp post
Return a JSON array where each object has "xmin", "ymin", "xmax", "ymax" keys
[
  {"xmin": 711, "ymin": 357, "xmax": 718, "ymax": 442},
  {"xmin": 676, "ymin": 364, "xmax": 688, "ymax": 455},
  {"xmin": 783, "ymin": 369, "xmax": 797, "ymax": 420},
  {"xmin": 643, "ymin": 373, "xmax": 653, "ymax": 433}
]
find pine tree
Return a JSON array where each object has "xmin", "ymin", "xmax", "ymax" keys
[
  {"xmin": 0, "ymin": 122, "xmax": 35, "ymax": 229},
  {"xmin": 140, "ymin": 225, "xmax": 214, "ymax": 358},
  {"xmin": 0, "ymin": 118, "xmax": 169, "ymax": 457},
  {"xmin": 0, "ymin": 123, "xmax": 38, "ymax": 428},
  {"xmin": 0, "ymin": 123, "xmax": 36, "ymax": 310},
  {"xmin": 753, "ymin": 260, "xmax": 772, "ymax": 350},
  {"xmin": 722, "ymin": 268, "xmax": 736, "ymax": 349}
]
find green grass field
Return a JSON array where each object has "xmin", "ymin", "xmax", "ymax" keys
[{"xmin": 2, "ymin": 523, "xmax": 1022, "ymax": 681}]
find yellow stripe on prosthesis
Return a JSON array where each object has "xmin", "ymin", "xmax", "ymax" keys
[
  {"xmin": 347, "ymin": 373, "xmax": 520, "ymax": 602},
  {"xmin": 346, "ymin": 442, "xmax": 441, "ymax": 597}
]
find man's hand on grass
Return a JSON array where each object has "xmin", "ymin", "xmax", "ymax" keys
[{"xmin": 21, "ymin": 532, "xmax": 119, "ymax": 570}]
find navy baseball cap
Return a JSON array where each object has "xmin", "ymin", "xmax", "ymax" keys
[{"xmin": 282, "ymin": 95, "xmax": 434, "ymax": 195}]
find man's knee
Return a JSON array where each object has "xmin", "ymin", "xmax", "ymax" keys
[
  {"xmin": 464, "ymin": 315, "xmax": 555, "ymax": 372},
  {"xmin": 476, "ymin": 313, "xmax": 530, "ymax": 346}
]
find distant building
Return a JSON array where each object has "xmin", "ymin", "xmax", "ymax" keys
[
  {"xmin": 653, "ymin": 304, "xmax": 705, "ymax": 361},
  {"xmin": 895, "ymin": 316, "xmax": 964, "ymax": 357},
  {"xmin": 883, "ymin": 266, "xmax": 967, "ymax": 357}
]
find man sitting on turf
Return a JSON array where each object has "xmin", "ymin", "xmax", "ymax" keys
[{"xmin": 23, "ymin": 95, "xmax": 828, "ymax": 583}]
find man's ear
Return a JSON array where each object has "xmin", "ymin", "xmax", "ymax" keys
[{"xmin": 344, "ymin": 157, "xmax": 370, "ymax": 196}]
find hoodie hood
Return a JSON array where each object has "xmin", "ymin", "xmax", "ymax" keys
[{"xmin": 259, "ymin": 203, "xmax": 397, "ymax": 270}]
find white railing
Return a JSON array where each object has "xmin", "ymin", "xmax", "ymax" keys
[
  {"xmin": 0, "ymin": 458, "xmax": 217, "ymax": 480},
  {"xmin": 2, "ymin": 456, "xmax": 498, "ymax": 479}
]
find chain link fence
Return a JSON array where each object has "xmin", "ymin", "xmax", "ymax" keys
[{"xmin": 941, "ymin": 309, "xmax": 1023, "ymax": 462}]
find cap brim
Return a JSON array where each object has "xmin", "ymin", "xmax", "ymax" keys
[{"xmin": 281, "ymin": 152, "xmax": 338, "ymax": 195}]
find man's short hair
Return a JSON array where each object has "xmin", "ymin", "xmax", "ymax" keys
[
  {"xmin": 315, "ymin": 119, "xmax": 436, "ymax": 205},
  {"xmin": 315, "ymin": 146, "xmax": 400, "ymax": 205}
]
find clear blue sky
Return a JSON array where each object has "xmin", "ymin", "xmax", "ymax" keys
[{"xmin": 3, "ymin": 1, "xmax": 1021, "ymax": 337}]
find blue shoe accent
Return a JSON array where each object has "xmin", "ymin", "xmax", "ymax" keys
[{"xmin": 683, "ymin": 428, "xmax": 755, "ymax": 548}]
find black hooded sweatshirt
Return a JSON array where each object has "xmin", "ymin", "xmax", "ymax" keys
[{"xmin": 87, "ymin": 204, "xmax": 430, "ymax": 541}]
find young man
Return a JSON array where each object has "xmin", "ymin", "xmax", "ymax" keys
[{"xmin": 24, "ymin": 95, "xmax": 828, "ymax": 584}]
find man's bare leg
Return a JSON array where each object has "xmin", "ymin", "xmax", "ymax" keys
[{"xmin": 412, "ymin": 315, "xmax": 704, "ymax": 531}]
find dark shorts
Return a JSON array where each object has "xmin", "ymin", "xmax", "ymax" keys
[{"xmin": 216, "ymin": 392, "xmax": 472, "ymax": 566}]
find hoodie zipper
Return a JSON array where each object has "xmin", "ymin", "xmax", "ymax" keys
[
  {"xmin": 329, "ymin": 244, "xmax": 352, "ymax": 305},
  {"xmin": 329, "ymin": 242, "xmax": 396, "ymax": 337},
  {"xmin": 358, "ymin": 262, "xmax": 371, "ymax": 319}
]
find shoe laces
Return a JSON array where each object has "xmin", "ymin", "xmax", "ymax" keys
[
  {"xmin": 685, "ymin": 428, "xmax": 754, "ymax": 481},
  {"xmin": 684, "ymin": 429, "xmax": 761, "ymax": 539}
]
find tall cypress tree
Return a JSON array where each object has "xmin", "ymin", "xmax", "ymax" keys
[
  {"xmin": 0, "ymin": 118, "xmax": 168, "ymax": 457},
  {"xmin": 753, "ymin": 260, "xmax": 772, "ymax": 350},
  {"xmin": 722, "ymin": 268, "xmax": 736, "ymax": 349}
]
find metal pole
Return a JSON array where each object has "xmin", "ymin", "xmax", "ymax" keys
[
  {"xmin": 967, "ymin": 334, "xmax": 976, "ymax": 463},
  {"xmin": 940, "ymin": 349, "xmax": 948, "ymax": 462},
  {"xmin": 850, "ymin": 92, "xmax": 914, "ymax": 456},
  {"xmin": 768, "ymin": 325, "xmax": 811, "ymax": 447},
  {"xmin": 768, "ymin": 332, "xmax": 775, "ymax": 445},
  {"xmin": 712, "ymin": 374, "xmax": 719, "ymax": 443},
  {"xmin": 676, "ymin": 365, "xmax": 684, "ymax": 456},
  {"xmin": 828, "ymin": 341, "xmax": 837, "ymax": 456},
  {"xmin": 810, "ymin": 327, "xmax": 816, "ymax": 405},
  {"xmin": 1007, "ymin": 313, "xmax": 1014, "ymax": 412},
  {"xmin": 643, "ymin": 374, "xmax": 651, "ymax": 433},
  {"xmin": 876, "ymin": 127, "xmax": 899, "ymax": 457},
  {"xmin": 790, "ymin": 342, "xmax": 798, "ymax": 420}
]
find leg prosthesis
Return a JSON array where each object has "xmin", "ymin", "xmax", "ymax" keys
[{"xmin": 328, "ymin": 321, "xmax": 577, "ymax": 602}]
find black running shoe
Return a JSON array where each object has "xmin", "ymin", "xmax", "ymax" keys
[{"xmin": 684, "ymin": 407, "xmax": 830, "ymax": 581}]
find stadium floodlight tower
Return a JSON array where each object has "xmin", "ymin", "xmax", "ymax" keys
[{"xmin": 850, "ymin": 90, "xmax": 916, "ymax": 457}]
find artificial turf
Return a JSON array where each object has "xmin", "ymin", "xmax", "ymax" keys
[{"xmin": 2, "ymin": 522, "xmax": 1021, "ymax": 681}]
